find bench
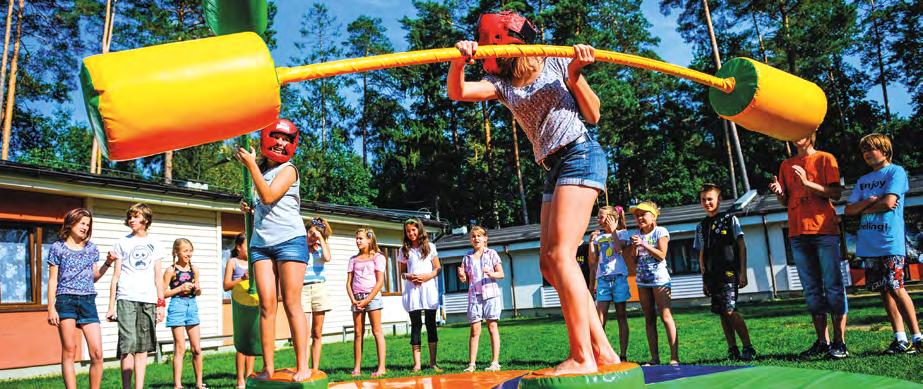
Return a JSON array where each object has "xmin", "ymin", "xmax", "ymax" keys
[
  {"xmin": 342, "ymin": 321, "xmax": 408, "ymax": 342},
  {"xmin": 155, "ymin": 334, "xmax": 232, "ymax": 363}
]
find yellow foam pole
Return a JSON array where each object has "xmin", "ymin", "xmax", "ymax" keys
[{"xmin": 277, "ymin": 45, "xmax": 736, "ymax": 93}]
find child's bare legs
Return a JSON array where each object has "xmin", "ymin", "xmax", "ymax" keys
[
  {"xmin": 132, "ymin": 352, "xmax": 147, "ymax": 389},
  {"xmin": 468, "ymin": 321, "xmax": 482, "ymax": 366},
  {"xmin": 411, "ymin": 344, "xmax": 422, "ymax": 371},
  {"xmin": 187, "ymin": 325, "xmax": 203, "ymax": 387},
  {"xmin": 369, "ymin": 309, "xmax": 387, "ymax": 374},
  {"xmin": 719, "ymin": 314, "xmax": 737, "ymax": 349},
  {"xmin": 487, "ymin": 320, "xmax": 501, "ymax": 365},
  {"xmin": 428, "ymin": 342, "xmax": 439, "ymax": 368},
  {"xmin": 637, "ymin": 288, "xmax": 659, "ymax": 364},
  {"xmin": 278, "ymin": 261, "xmax": 310, "ymax": 381},
  {"xmin": 653, "ymin": 287, "xmax": 679, "ymax": 364},
  {"xmin": 235, "ymin": 352, "xmax": 254, "ymax": 387},
  {"xmin": 538, "ymin": 186, "xmax": 617, "ymax": 375},
  {"xmin": 731, "ymin": 312, "xmax": 752, "ymax": 347},
  {"xmin": 614, "ymin": 303, "xmax": 629, "ymax": 359},
  {"xmin": 352, "ymin": 311, "xmax": 366, "ymax": 373},
  {"xmin": 58, "ymin": 320, "xmax": 79, "ymax": 389},
  {"xmin": 595, "ymin": 301, "xmax": 610, "ymax": 328},
  {"xmin": 254, "ymin": 259, "xmax": 278, "ymax": 379},
  {"xmin": 171, "ymin": 327, "xmax": 187, "ymax": 388},
  {"xmin": 119, "ymin": 354, "xmax": 132, "ymax": 389},
  {"xmin": 82, "ymin": 323, "xmax": 104, "ymax": 389},
  {"xmin": 309, "ymin": 312, "xmax": 326, "ymax": 371}
]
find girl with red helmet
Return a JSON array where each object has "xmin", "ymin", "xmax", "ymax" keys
[
  {"xmin": 447, "ymin": 11, "xmax": 618, "ymax": 376},
  {"xmin": 235, "ymin": 118, "xmax": 314, "ymax": 382}
]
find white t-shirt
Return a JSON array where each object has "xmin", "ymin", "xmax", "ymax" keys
[
  {"xmin": 114, "ymin": 234, "xmax": 163, "ymax": 303},
  {"xmin": 398, "ymin": 242, "xmax": 440, "ymax": 311}
]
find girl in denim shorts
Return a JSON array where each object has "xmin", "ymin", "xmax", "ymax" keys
[
  {"xmin": 236, "ymin": 119, "xmax": 312, "ymax": 381},
  {"xmin": 164, "ymin": 238, "xmax": 204, "ymax": 389},
  {"xmin": 449, "ymin": 11, "xmax": 617, "ymax": 375},
  {"xmin": 346, "ymin": 228, "xmax": 387, "ymax": 377},
  {"xmin": 47, "ymin": 208, "xmax": 114, "ymax": 389},
  {"xmin": 588, "ymin": 206, "xmax": 631, "ymax": 361}
]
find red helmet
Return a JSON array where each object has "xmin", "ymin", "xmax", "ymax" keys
[
  {"xmin": 476, "ymin": 11, "xmax": 538, "ymax": 75},
  {"xmin": 260, "ymin": 119, "xmax": 299, "ymax": 163}
]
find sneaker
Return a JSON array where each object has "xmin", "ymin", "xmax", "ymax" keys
[
  {"xmin": 727, "ymin": 346, "xmax": 741, "ymax": 360},
  {"xmin": 741, "ymin": 345, "xmax": 757, "ymax": 361},
  {"xmin": 485, "ymin": 362, "xmax": 501, "ymax": 372},
  {"xmin": 884, "ymin": 339, "xmax": 913, "ymax": 355},
  {"xmin": 799, "ymin": 340, "xmax": 829, "ymax": 359},
  {"xmin": 828, "ymin": 342, "xmax": 849, "ymax": 359},
  {"xmin": 914, "ymin": 339, "xmax": 923, "ymax": 353},
  {"xmin": 463, "ymin": 363, "xmax": 476, "ymax": 373}
]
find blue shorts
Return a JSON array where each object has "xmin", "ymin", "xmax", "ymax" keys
[
  {"xmin": 351, "ymin": 292, "xmax": 383, "ymax": 313},
  {"xmin": 55, "ymin": 294, "xmax": 100, "ymax": 325},
  {"xmin": 250, "ymin": 235, "xmax": 309, "ymax": 263},
  {"xmin": 166, "ymin": 297, "xmax": 200, "ymax": 327},
  {"xmin": 541, "ymin": 135, "xmax": 608, "ymax": 202},
  {"xmin": 596, "ymin": 274, "xmax": 631, "ymax": 303}
]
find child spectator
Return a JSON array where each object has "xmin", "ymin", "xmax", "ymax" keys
[
  {"xmin": 346, "ymin": 228, "xmax": 387, "ymax": 377},
  {"xmin": 106, "ymin": 203, "xmax": 166, "ymax": 389},
  {"xmin": 398, "ymin": 218, "xmax": 442, "ymax": 372},
  {"xmin": 164, "ymin": 238, "xmax": 204, "ymax": 389},
  {"xmin": 845, "ymin": 133, "xmax": 922, "ymax": 354},
  {"xmin": 695, "ymin": 184, "xmax": 755, "ymax": 361},
  {"xmin": 457, "ymin": 226, "xmax": 504, "ymax": 372},
  {"xmin": 303, "ymin": 218, "xmax": 333, "ymax": 373},
  {"xmin": 588, "ymin": 206, "xmax": 631, "ymax": 361},
  {"xmin": 223, "ymin": 233, "xmax": 254, "ymax": 388}
]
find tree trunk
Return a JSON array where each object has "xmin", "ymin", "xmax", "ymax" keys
[
  {"xmin": 1, "ymin": 0, "xmax": 24, "ymax": 161},
  {"xmin": 92, "ymin": 0, "xmax": 117, "ymax": 173},
  {"xmin": 511, "ymin": 114, "xmax": 529, "ymax": 225},
  {"xmin": 869, "ymin": 0, "xmax": 891, "ymax": 119},
  {"xmin": 481, "ymin": 102, "xmax": 500, "ymax": 227},
  {"xmin": 0, "ymin": 0, "xmax": 15, "ymax": 125}
]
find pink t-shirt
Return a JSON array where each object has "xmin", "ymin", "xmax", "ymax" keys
[{"xmin": 347, "ymin": 253, "xmax": 385, "ymax": 294}]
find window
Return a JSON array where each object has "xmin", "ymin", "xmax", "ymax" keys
[
  {"xmin": 665, "ymin": 238, "xmax": 700, "ymax": 275},
  {"xmin": 381, "ymin": 246, "xmax": 402, "ymax": 295},
  {"xmin": 443, "ymin": 262, "xmax": 468, "ymax": 294},
  {"xmin": 0, "ymin": 222, "xmax": 61, "ymax": 308}
]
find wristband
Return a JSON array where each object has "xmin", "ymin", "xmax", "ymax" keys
[{"xmin": 156, "ymin": 298, "xmax": 166, "ymax": 308}]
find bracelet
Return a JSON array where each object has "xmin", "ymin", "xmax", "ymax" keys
[{"xmin": 156, "ymin": 298, "xmax": 165, "ymax": 308}]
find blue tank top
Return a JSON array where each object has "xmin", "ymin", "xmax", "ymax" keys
[{"xmin": 250, "ymin": 161, "xmax": 307, "ymax": 247}]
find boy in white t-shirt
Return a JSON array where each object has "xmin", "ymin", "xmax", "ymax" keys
[{"xmin": 106, "ymin": 203, "xmax": 165, "ymax": 389}]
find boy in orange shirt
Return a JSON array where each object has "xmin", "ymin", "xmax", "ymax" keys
[{"xmin": 769, "ymin": 133, "xmax": 848, "ymax": 359}]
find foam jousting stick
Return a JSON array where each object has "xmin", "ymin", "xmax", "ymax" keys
[{"xmin": 80, "ymin": 32, "xmax": 826, "ymax": 161}]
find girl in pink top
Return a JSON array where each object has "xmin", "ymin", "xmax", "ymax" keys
[{"xmin": 346, "ymin": 228, "xmax": 387, "ymax": 377}]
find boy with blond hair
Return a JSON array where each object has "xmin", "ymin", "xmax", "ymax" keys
[{"xmin": 845, "ymin": 133, "xmax": 921, "ymax": 354}]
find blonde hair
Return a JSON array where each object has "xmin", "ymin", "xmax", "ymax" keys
[
  {"xmin": 356, "ymin": 227, "xmax": 381, "ymax": 255},
  {"xmin": 172, "ymin": 238, "xmax": 194, "ymax": 265},
  {"xmin": 125, "ymin": 203, "xmax": 153, "ymax": 230},
  {"xmin": 859, "ymin": 133, "xmax": 893, "ymax": 162},
  {"xmin": 497, "ymin": 56, "xmax": 543, "ymax": 81},
  {"xmin": 598, "ymin": 206, "xmax": 627, "ymax": 231},
  {"xmin": 470, "ymin": 225, "xmax": 488, "ymax": 238}
]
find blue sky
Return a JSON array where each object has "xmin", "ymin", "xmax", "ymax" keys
[{"xmin": 61, "ymin": 0, "xmax": 913, "ymax": 125}]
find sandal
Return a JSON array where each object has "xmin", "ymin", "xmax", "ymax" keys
[
  {"xmin": 351, "ymin": 370, "xmax": 362, "ymax": 377},
  {"xmin": 642, "ymin": 359, "xmax": 660, "ymax": 366},
  {"xmin": 463, "ymin": 363, "xmax": 476, "ymax": 373},
  {"xmin": 669, "ymin": 360, "xmax": 680, "ymax": 366},
  {"xmin": 431, "ymin": 365, "xmax": 444, "ymax": 373},
  {"xmin": 485, "ymin": 362, "xmax": 501, "ymax": 372},
  {"xmin": 371, "ymin": 371, "xmax": 386, "ymax": 378}
]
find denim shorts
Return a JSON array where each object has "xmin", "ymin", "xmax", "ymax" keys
[
  {"xmin": 540, "ymin": 134, "xmax": 608, "ymax": 202},
  {"xmin": 791, "ymin": 234, "xmax": 848, "ymax": 315},
  {"xmin": 166, "ymin": 296, "xmax": 200, "ymax": 327},
  {"xmin": 351, "ymin": 292, "xmax": 383, "ymax": 312},
  {"xmin": 467, "ymin": 293, "xmax": 503, "ymax": 323},
  {"xmin": 55, "ymin": 294, "xmax": 100, "ymax": 325},
  {"xmin": 596, "ymin": 274, "xmax": 631, "ymax": 303},
  {"xmin": 250, "ymin": 235, "xmax": 309, "ymax": 263}
]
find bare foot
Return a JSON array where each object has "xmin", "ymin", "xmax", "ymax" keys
[
  {"xmin": 291, "ymin": 368, "xmax": 313, "ymax": 382},
  {"xmin": 596, "ymin": 350, "xmax": 621, "ymax": 366},
  {"xmin": 536, "ymin": 358, "xmax": 597, "ymax": 376}
]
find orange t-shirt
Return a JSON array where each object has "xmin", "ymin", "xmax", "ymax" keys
[{"xmin": 779, "ymin": 151, "xmax": 841, "ymax": 236}]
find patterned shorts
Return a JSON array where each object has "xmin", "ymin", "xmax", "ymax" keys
[
  {"xmin": 864, "ymin": 255, "xmax": 905, "ymax": 292},
  {"xmin": 707, "ymin": 283, "xmax": 738, "ymax": 315}
]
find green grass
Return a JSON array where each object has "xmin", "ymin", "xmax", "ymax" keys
[{"xmin": 4, "ymin": 292, "xmax": 923, "ymax": 388}]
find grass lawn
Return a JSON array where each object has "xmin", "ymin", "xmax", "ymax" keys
[{"xmin": 4, "ymin": 292, "xmax": 923, "ymax": 388}]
